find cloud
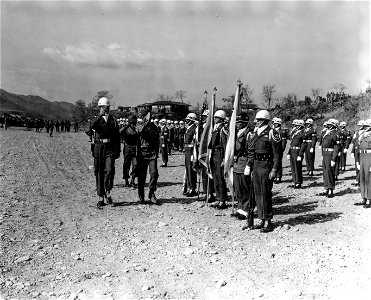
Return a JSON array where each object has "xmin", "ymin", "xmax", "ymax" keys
[{"xmin": 42, "ymin": 43, "xmax": 185, "ymax": 69}]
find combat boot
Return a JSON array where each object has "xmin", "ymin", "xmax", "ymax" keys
[
  {"xmin": 354, "ymin": 198, "xmax": 366, "ymax": 206},
  {"xmin": 149, "ymin": 190, "xmax": 158, "ymax": 205},
  {"xmin": 260, "ymin": 220, "xmax": 273, "ymax": 233}
]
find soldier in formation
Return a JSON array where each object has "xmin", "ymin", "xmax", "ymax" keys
[
  {"xmin": 304, "ymin": 118, "xmax": 317, "ymax": 176},
  {"xmin": 183, "ymin": 113, "xmax": 198, "ymax": 197},
  {"xmin": 159, "ymin": 119, "xmax": 169, "ymax": 167}
]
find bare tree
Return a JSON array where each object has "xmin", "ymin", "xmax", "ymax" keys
[
  {"xmin": 262, "ymin": 84, "xmax": 276, "ymax": 109},
  {"xmin": 311, "ymin": 88, "xmax": 321, "ymax": 102},
  {"xmin": 241, "ymin": 83, "xmax": 254, "ymax": 104},
  {"xmin": 174, "ymin": 90, "xmax": 186, "ymax": 103},
  {"xmin": 332, "ymin": 82, "xmax": 347, "ymax": 93},
  {"xmin": 156, "ymin": 94, "xmax": 166, "ymax": 101}
]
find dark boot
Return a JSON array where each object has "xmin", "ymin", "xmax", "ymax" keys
[
  {"xmin": 354, "ymin": 198, "xmax": 367, "ymax": 206},
  {"xmin": 149, "ymin": 190, "xmax": 158, "ymax": 205},
  {"xmin": 261, "ymin": 220, "xmax": 273, "ymax": 233}
]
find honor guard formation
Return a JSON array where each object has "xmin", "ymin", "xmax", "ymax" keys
[{"xmin": 85, "ymin": 96, "xmax": 371, "ymax": 233}]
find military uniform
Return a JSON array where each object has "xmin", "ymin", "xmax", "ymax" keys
[
  {"xmin": 174, "ymin": 125, "xmax": 180, "ymax": 151},
  {"xmin": 339, "ymin": 127, "xmax": 352, "ymax": 171},
  {"xmin": 352, "ymin": 128, "xmax": 364, "ymax": 184},
  {"xmin": 247, "ymin": 126, "xmax": 281, "ymax": 223},
  {"xmin": 184, "ymin": 123, "xmax": 197, "ymax": 194},
  {"xmin": 288, "ymin": 128, "xmax": 307, "ymax": 187},
  {"xmin": 120, "ymin": 124, "xmax": 138, "ymax": 185},
  {"xmin": 179, "ymin": 125, "xmax": 186, "ymax": 152},
  {"xmin": 159, "ymin": 124, "xmax": 169, "ymax": 167},
  {"xmin": 275, "ymin": 127, "xmax": 289, "ymax": 181},
  {"xmin": 86, "ymin": 115, "xmax": 121, "ymax": 198},
  {"xmin": 304, "ymin": 127, "xmax": 317, "ymax": 173},
  {"xmin": 136, "ymin": 121, "xmax": 160, "ymax": 202},
  {"xmin": 321, "ymin": 128, "xmax": 340, "ymax": 195},
  {"xmin": 208, "ymin": 123, "xmax": 229, "ymax": 205},
  {"xmin": 357, "ymin": 129, "xmax": 371, "ymax": 206}
]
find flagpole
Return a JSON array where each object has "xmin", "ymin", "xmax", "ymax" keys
[{"xmin": 197, "ymin": 90, "xmax": 208, "ymax": 201}]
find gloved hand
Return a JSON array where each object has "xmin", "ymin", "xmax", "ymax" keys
[
  {"xmin": 343, "ymin": 149, "xmax": 347, "ymax": 153},
  {"xmin": 269, "ymin": 169, "xmax": 277, "ymax": 180},
  {"xmin": 330, "ymin": 161, "xmax": 336, "ymax": 167},
  {"xmin": 310, "ymin": 148, "xmax": 314, "ymax": 153},
  {"xmin": 297, "ymin": 156, "xmax": 302, "ymax": 161},
  {"xmin": 356, "ymin": 162, "xmax": 360, "ymax": 170},
  {"xmin": 351, "ymin": 153, "xmax": 354, "ymax": 158},
  {"xmin": 286, "ymin": 154, "xmax": 290, "ymax": 160},
  {"xmin": 162, "ymin": 144, "xmax": 165, "ymax": 147},
  {"xmin": 318, "ymin": 146, "xmax": 322, "ymax": 149},
  {"xmin": 244, "ymin": 166, "xmax": 251, "ymax": 176}
]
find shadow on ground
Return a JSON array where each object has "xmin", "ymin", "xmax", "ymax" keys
[
  {"xmin": 274, "ymin": 201, "xmax": 318, "ymax": 216},
  {"xmin": 276, "ymin": 212, "xmax": 342, "ymax": 227}
]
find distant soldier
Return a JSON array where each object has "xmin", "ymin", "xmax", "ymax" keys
[
  {"xmin": 179, "ymin": 120, "xmax": 186, "ymax": 151},
  {"xmin": 168, "ymin": 120, "xmax": 175, "ymax": 155},
  {"xmin": 136, "ymin": 109, "xmax": 160, "ymax": 204},
  {"xmin": 304, "ymin": 118, "xmax": 318, "ymax": 176},
  {"xmin": 49, "ymin": 120, "xmax": 54, "ymax": 137},
  {"xmin": 246, "ymin": 110, "xmax": 281, "ymax": 232},
  {"xmin": 55, "ymin": 120, "xmax": 60, "ymax": 132},
  {"xmin": 231, "ymin": 112, "xmax": 252, "ymax": 221},
  {"xmin": 45, "ymin": 120, "xmax": 50, "ymax": 134},
  {"xmin": 351, "ymin": 120, "xmax": 366, "ymax": 186},
  {"xmin": 287, "ymin": 120, "xmax": 307, "ymax": 189},
  {"xmin": 272, "ymin": 117, "xmax": 288, "ymax": 183},
  {"xmin": 120, "ymin": 114, "xmax": 139, "ymax": 187},
  {"xmin": 159, "ymin": 119, "xmax": 169, "ymax": 167},
  {"xmin": 174, "ymin": 121, "xmax": 180, "ymax": 151},
  {"xmin": 184, "ymin": 113, "xmax": 198, "ymax": 197},
  {"xmin": 74, "ymin": 120, "xmax": 79, "ymax": 133},
  {"xmin": 354, "ymin": 119, "xmax": 371, "ymax": 207},
  {"xmin": 338, "ymin": 121, "xmax": 352, "ymax": 172},
  {"xmin": 60, "ymin": 120, "xmax": 65, "ymax": 132},
  {"xmin": 85, "ymin": 97, "xmax": 121, "ymax": 208},
  {"xmin": 320, "ymin": 119, "xmax": 340, "ymax": 198},
  {"xmin": 208, "ymin": 110, "xmax": 229, "ymax": 209}
]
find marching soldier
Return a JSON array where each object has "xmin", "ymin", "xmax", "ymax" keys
[
  {"xmin": 272, "ymin": 117, "xmax": 288, "ymax": 183},
  {"xmin": 351, "ymin": 120, "xmax": 366, "ymax": 186},
  {"xmin": 159, "ymin": 119, "xmax": 169, "ymax": 167},
  {"xmin": 85, "ymin": 97, "xmax": 121, "ymax": 208},
  {"xmin": 320, "ymin": 119, "xmax": 340, "ymax": 198},
  {"xmin": 246, "ymin": 110, "xmax": 281, "ymax": 232},
  {"xmin": 354, "ymin": 119, "xmax": 371, "ymax": 207},
  {"xmin": 136, "ymin": 109, "xmax": 160, "ymax": 204},
  {"xmin": 304, "ymin": 118, "xmax": 317, "ymax": 176},
  {"xmin": 231, "ymin": 112, "xmax": 252, "ymax": 220},
  {"xmin": 120, "ymin": 114, "xmax": 139, "ymax": 187},
  {"xmin": 208, "ymin": 110, "xmax": 229, "ymax": 209},
  {"xmin": 287, "ymin": 120, "xmax": 307, "ymax": 188},
  {"xmin": 183, "ymin": 113, "xmax": 198, "ymax": 197},
  {"xmin": 339, "ymin": 121, "xmax": 352, "ymax": 172}
]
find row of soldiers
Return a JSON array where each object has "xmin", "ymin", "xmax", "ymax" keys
[{"xmin": 86, "ymin": 97, "xmax": 371, "ymax": 233}]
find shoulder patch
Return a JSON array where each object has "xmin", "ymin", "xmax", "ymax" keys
[{"xmin": 270, "ymin": 129, "xmax": 281, "ymax": 142}]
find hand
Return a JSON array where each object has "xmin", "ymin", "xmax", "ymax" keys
[
  {"xmin": 297, "ymin": 156, "xmax": 302, "ymax": 161},
  {"xmin": 244, "ymin": 166, "xmax": 251, "ymax": 176},
  {"xmin": 286, "ymin": 154, "xmax": 290, "ymax": 160},
  {"xmin": 343, "ymin": 149, "xmax": 347, "ymax": 153},
  {"xmin": 310, "ymin": 148, "xmax": 314, "ymax": 153},
  {"xmin": 351, "ymin": 153, "xmax": 354, "ymax": 158},
  {"xmin": 318, "ymin": 146, "xmax": 322, "ymax": 149},
  {"xmin": 356, "ymin": 162, "xmax": 360, "ymax": 170},
  {"xmin": 330, "ymin": 161, "xmax": 336, "ymax": 167},
  {"xmin": 269, "ymin": 169, "xmax": 277, "ymax": 180}
]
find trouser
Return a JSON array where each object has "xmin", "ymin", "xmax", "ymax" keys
[
  {"xmin": 185, "ymin": 148, "xmax": 196, "ymax": 190},
  {"xmin": 335, "ymin": 150, "xmax": 341, "ymax": 177},
  {"xmin": 210, "ymin": 150, "xmax": 228, "ymax": 202},
  {"xmin": 359, "ymin": 153, "xmax": 371, "ymax": 199},
  {"xmin": 174, "ymin": 137, "xmax": 179, "ymax": 151},
  {"xmin": 179, "ymin": 138, "xmax": 184, "ymax": 151},
  {"xmin": 276, "ymin": 152, "xmax": 284, "ymax": 178},
  {"xmin": 161, "ymin": 146, "xmax": 168, "ymax": 164},
  {"xmin": 290, "ymin": 149, "xmax": 303, "ymax": 184},
  {"xmin": 233, "ymin": 172, "xmax": 251, "ymax": 214},
  {"xmin": 305, "ymin": 144, "xmax": 315, "ymax": 171},
  {"xmin": 253, "ymin": 160, "xmax": 273, "ymax": 220},
  {"xmin": 322, "ymin": 151, "xmax": 336, "ymax": 190},
  {"xmin": 123, "ymin": 150, "xmax": 137, "ymax": 180},
  {"xmin": 201, "ymin": 165, "xmax": 214, "ymax": 195},
  {"xmin": 94, "ymin": 144, "xmax": 116, "ymax": 197},
  {"xmin": 340, "ymin": 150, "xmax": 347, "ymax": 169},
  {"xmin": 137, "ymin": 157, "xmax": 158, "ymax": 199}
]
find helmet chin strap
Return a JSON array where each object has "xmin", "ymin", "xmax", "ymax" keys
[{"xmin": 256, "ymin": 120, "xmax": 265, "ymax": 128}]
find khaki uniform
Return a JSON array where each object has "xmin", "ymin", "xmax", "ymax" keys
[
  {"xmin": 358, "ymin": 131, "xmax": 371, "ymax": 200},
  {"xmin": 321, "ymin": 129, "xmax": 340, "ymax": 190}
]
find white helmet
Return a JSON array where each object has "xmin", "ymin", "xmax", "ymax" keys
[
  {"xmin": 167, "ymin": 120, "xmax": 171, "ymax": 124},
  {"xmin": 179, "ymin": 120, "xmax": 184, "ymax": 124},
  {"xmin": 327, "ymin": 119, "xmax": 338, "ymax": 128},
  {"xmin": 98, "ymin": 97, "xmax": 110, "ymax": 106},
  {"xmin": 364, "ymin": 119, "xmax": 371, "ymax": 127},
  {"xmin": 174, "ymin": 121, "xmax": 179, "ymax": 124},
  {"xmin": 160, "ymin": 119, "xmax": 166, "ymax": 124},
  {"xmin": 339, "ymin": 121, "xmax": 346, "ymax": 127},
  {"xmin": 357, "ymin": 120, "xmax": 364, "ymax": 126},
  {"xmin": 154, "ymin": 118, "xmax": 159, "ymax": 122},
  {"xmin": 255, "ymin": 110, "xmax": 271, "ymax": 121},
  {"xmin": 296, "ymin": 120, "xmax": 305, "ymax": 127},
  {"xmin": 272, "ymin": 117, "xmax": 282, "ymax": 125},
  {"xmin": 214, "ymin": 110, "xmax": 226, "ymax": 119},
  {"xmin": 305, "ymin": 118, "xmax": 314, "ymax": 125},
  {"xmin": 186, "ymin": 113, "xmax": 197, "ymax": 121},
  {"xmin": 202, "ymin": 110, "xmax": 210, "ymax": 117}
]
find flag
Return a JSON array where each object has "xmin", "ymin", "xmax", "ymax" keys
[
  {"xmin": 224, "ymin": 81, "xmax": 242, "ymax": 185},
  {"xmin": 198, "ymin": 88, "xmax": 216, "ymax": 179}
]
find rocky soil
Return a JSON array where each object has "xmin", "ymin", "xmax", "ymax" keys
[{"xmin": 0, "ymin": 128, "xmax": 370, "ymax": 300}]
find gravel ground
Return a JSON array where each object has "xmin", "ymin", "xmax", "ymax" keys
[{"xmin": 0, "ymin": 128, "xmax": 370, "ymax": 300}]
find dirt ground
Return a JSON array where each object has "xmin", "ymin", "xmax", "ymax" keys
[{"xmin": 0, "ymin": 128, "xmax": 370, "ymax": 300}]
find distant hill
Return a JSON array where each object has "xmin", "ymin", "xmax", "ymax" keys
[{"xmin": 0, "ymin": 89, "xmax": 74, "ymax": 120}]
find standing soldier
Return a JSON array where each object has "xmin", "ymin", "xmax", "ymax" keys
[
  {"xmin": 208, "ymin": 110, "xmax": 229, "ymax": 209},
  {"xmin": 174, "ymin": 121, "xmax": 180, "ymax": 151},
  {"xmin": 179, "ymin": 120, "xmax": 186, "ymax": 152},
  {"xmin": 120, "ymin": 114, "xmax": 139, "ymax": 187},
  {"xmin": 168, "ymin": 120, "xmax": 175, "ymax": 155},
  {"xmin": 333, "ymin": 119, "xmax": 342, "ymax": 180},
  {"xmin": 231, "ymin": 112, "xmax": 252, "ymax": 221},
  {"xmin": 354, "ymin": 119, "xmax": 371, "ymax": 207},
  {"xmin": 339, "ymin": 121, "xmax": 352, "ymax": 172},
  {"xmin": 85, "ymin": 97, "xmax": 121, "ymax": 208},
  {"xmin": 49, "ymin": 120, "xmax": 54, "ymax": 137},
  {"xmin": 136, "ymin": 109, "xmax": 160, "ymax": 204},
  {"xmin": 320, "ymin": 119, "xmax": 340, "ymax": 198},
  {"xmin": 272, "ymin": 117, "xmax": 288, "ymax": 183},
  {"xmin": 287, "ymin": 119, "xmax": 307, "ymax": 189},
  {"xmin": 184, "ymin": 113, "xmax": 198, "ymax": 197},
  {"xmin": 246, "ymin": 110, "xmax": 281, "ymax": 233},
  {"xmin": 159, "ymin": 119, "xmax": 169, "ymax": 167},
  {"xmin": 304, "ymin": 118, "xmax": 318, "ymax": 176},
  {"xmin": 55, "ymin": 120, "xmax": 60, "ymax": 133},
  {"xmin": 351, "ymin": 120, "xmax": 366, "ymax": 186},
  {"xmin": 60, "ymin": 120, "xmax": 65, "ymax": 132}
]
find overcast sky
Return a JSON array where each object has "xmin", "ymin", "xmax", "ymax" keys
[{"xmin": 1, "ymin": 1, "xmax": 370, "ymax": 108}]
